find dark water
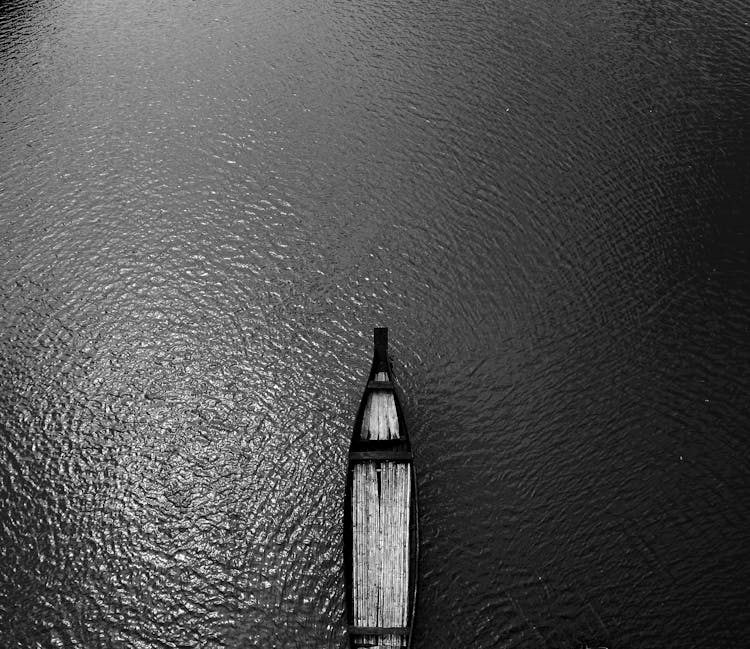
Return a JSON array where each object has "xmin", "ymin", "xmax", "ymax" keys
[{"xmin": 2, "ymin": 0, "xmax": 749, "ymax": 647}]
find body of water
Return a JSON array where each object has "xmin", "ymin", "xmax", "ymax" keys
[{"xmin": 1, "ymin": 0, "xmax": 749, "ymax": 646}]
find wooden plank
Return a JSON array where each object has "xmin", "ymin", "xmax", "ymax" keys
[
  {"xmin": 399, "ymin": 463, "xmax": 410, "ymax": 627},
  {"xmin": 367, "ymin": 461, "xmax": 378, "ymax": 644},
  {"xmin": 361, "ymin": 372, "xmax": 399, "ymax": 440},
  {"xmin": 350, "ymin": 438, "xmax": 410, "ymax": 452},
  {"xmin": 354, "ymin": 465, "xmax": 361, "ymax": 629},
  {"xmin": 349, "ymin": 451, "xmax": 413, "ymax": 462},
  {"xmin": 350, "ymin": 445, "xmax": 411, "ymax": 647},
  {"xmin": 348, "ymin": 626, "xmax": 410, "ymax": 636},
  {"xmin": 366, "ymin": 380, "xmax": 394, "ymax": 390}
]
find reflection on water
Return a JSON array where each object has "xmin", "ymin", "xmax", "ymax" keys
[{"xmin": 1, "ymin": 0, "xmax": 749, "ymax": 647}]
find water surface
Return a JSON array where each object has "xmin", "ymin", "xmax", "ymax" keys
[{"xmin": 2, "ymin": 0, "xmax": 749, "ymax": 647}]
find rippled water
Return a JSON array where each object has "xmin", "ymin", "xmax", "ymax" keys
[{"xmin": 2, "ymin": 0, "xmax": 749, "ymax": 647}]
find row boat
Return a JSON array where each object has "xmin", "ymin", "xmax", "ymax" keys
[{"xmin": 344, "ymin": 328, "xmax": 418, "ymax": 648}]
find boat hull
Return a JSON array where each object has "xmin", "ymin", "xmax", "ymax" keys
[{"xmin": 344, "ymin": 328, "xmax": 418, "ymax": 648}]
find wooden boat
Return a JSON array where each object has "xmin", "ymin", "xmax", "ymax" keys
[{"xmin": 344, "ymin": 328, "xmax": 418, "ymax": 648}]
